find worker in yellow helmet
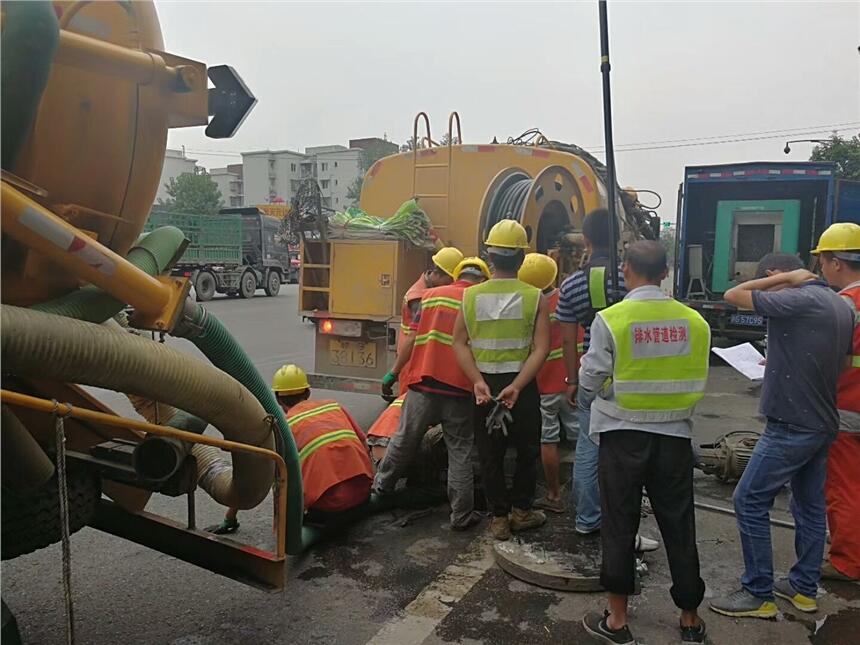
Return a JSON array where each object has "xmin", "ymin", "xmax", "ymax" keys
[
  {"xmin": 453, "ymin": 219, "xmax": 551, "ymax": 540},
  {"xmin": 207, "ymin": 365, "xmax": 373, "ymax": 534},
  {"xmin": 518, "ymin": 253, "xmax": 582, "ymax": 514},
  {"xmin": 383, "ymin": 246, "xmax": 464, "ymax": 397},
  {"xmin": 374, "ymin": 256, "xmax": 490, "ymax": 531}
]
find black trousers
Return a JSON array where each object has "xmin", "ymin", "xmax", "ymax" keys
[
  {"xmin": 473, "ymin": 373, "xmax": 541, "ymax": 517},
  {"xmin": 598, "ymin": 430, "xmax": 705, "ymax": 610}
]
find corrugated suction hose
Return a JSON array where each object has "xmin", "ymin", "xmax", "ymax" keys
[{"xmin": 1, "ymin": 306, "xmax": 275, "ymax": 510}]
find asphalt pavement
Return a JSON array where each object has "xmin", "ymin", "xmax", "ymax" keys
[{"xmin": 3, "ymin": 286, "xmax": 858, "ymax": 644}]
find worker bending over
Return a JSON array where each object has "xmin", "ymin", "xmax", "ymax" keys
[
  {"xmin": 578, "ymin": 241, "xmax": 709, "ymax": 645},
  {"xmin": 518, "ymin": 252, "xmax": 581, "ymax": 514},
  {"xmin": 382, "ymin": 247, "xmax": 464, "ymax": 397},
  {"xmin": 813, "ymin": 222, "xmax": 860, "ymax": 582},
  {"xmin": 208, "ymin": 365, "xmax": 373, "ymax": 534},
  {"xmin": 374, "ymin": 257, "xmax": 491, "ymax": 530},
  {"xmin": 367, "ymin": 394, "xmax": 406, "ymax": 466},
  {"xmin": 453, "ymin": 220, "xmax": 550, "ymax": 541}
]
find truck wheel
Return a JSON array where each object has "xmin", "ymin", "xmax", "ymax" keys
[
  {"xmin": 239, "ymin": 271, "xmax": 256, "ymax": 299},
  {"xmin": 265, "ymin": 270, "xmax": 281, "ymax": 297},
  {"xmin": 195, "ymin": 271, "xmax": 216, "ymax": 302}
]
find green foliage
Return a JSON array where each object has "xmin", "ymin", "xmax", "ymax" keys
[
  {"xmin": 809, "ymin": 134, "xmax": 860, "ymax": 180},
  {"xmin": 158, "ymin": 171, "xmax": 224, "ymax": 215},
  {"xmin": 660, "ymin": 222, "xmax": 676, "ymax": 268}
]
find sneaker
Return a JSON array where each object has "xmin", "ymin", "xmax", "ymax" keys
[
  {"xmin": 451, "ymin": 511, "xmax": 483, "ymax": 532},
  {"xmin": 490, "ymin": 516, "xmax": 511, "ymax": 541},
  {"xmin": 821, "ymin": 559, "xmax": 857, "ymax": 582},
  {"xmin": 205, "ymin": 517, "xmax": 239, "ymax": 535},
  {"xmin": 510, "ymin": 507, "xmax": 547, "ymax": 532},
  {"xmin": 709, "ymin": 588, "xmax": 778, "ymax": 619},
  {"xmin": 773, "ymin": 578, "xmax": 817, "ymax": 613},
  {"xmin": 582, "ymin": 610, "xmax": 636, "ymax": 645},
  {"xmin": 634, "ymin": 534, "xmax": 659, "ymax": 553},
  {"xmin": 680, "ymin": 618, "xmax": 706, "ymax": 643},
  {"xmin": 534, "ymin": 496, "xmax": 566, "ymax": 514}
]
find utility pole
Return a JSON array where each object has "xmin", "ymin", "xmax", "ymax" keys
[{"xmin": 598, "ymin": 0, "xmax": 620, "ymax": 298}]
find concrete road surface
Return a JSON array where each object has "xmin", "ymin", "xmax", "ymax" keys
[{"xmin": 3, "ymin": 287, "xmax": 858, "ymax": 644}]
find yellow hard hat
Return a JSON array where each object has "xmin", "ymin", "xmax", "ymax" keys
[
  {"xmin": 453, "ymin": 257, "xmax": 491, "ymax": 280},
  {"xmin": 432, "ymin": 247, "xmax": 464, "ymax": 278},
  {"xmin": 518, "ymin": 253, "xmax": 558, "ymax": 290},
  {"xmin": 811, "ymin": 222, "xmax": 860, "ymax": 255},
  {"xmin": 272, "ymin": 364, "xmax": 310, "ymax": 394},
  {"xmin": 484, "ymin": 219, "xmax": 529, "ymax": 250}
]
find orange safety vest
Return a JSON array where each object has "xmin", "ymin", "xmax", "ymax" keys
[
  {"xmin": 287, "ymin": 399, "xmax": 373, "ymax": 510},
  {"xmin": 837, "ymin": 284, "xmax": 860, "ymax": 424},
  {"xmin": 398, "ymin": 272, "xmax": 432, "ymax": 388},
  {"xmin": 536, "ymin": 289, "xmax": 585, "ymax": 395},
  {"xmin": 367, "ymin": 394, "xmax": 405, "ymax": 441},
  {"xmin": 406, "ymin": 282, "xmax": 472, "ymax": 392}
]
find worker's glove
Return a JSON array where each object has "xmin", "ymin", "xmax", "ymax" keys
[
  {"xmin": 485, "ymin": 398, "xmax": 513, "ymax": 437},
  {"xmin": 381, "ymin": 371, "xmax": 398, "ymax": 397}
]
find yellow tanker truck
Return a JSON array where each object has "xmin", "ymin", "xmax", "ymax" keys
[
  {"xmin": 1, "ymin": 2, "xmax": 308, "ymax": 639},
  {"xmin": 298, "ymin": 113, "xmax": 660, "ymax": 395}
]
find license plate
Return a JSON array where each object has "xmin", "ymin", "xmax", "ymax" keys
[
  {"xmin": 329, "ymin": 339, "xmax": 377, "ymax": 368},
  {"xmin": 730, "ymin": 313, "xmax": 765, "ymax": 327}
]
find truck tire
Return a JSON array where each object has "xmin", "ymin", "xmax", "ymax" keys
[
  {"xmin": 1, "ymin": 464, "xmax": 100, "ymax": 561},
  {"xmin": 239, "ymin": 271, "xmax": 256, "ymax": 299},
  {"xmin": 195, "ymin": 270, "xmax": 216, "ymax": 302},
  {"xmin": 265, "ymin": 270, "xmax": 281, "ymax": 297}
]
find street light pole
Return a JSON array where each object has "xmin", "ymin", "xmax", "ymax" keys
[
  {"xmin": 783, "ymin": 138, "xmax": 829, "ymax": 154},
  {"xmin": 598, "ymin": 0, "xmax": 620, "ymax": 298}
]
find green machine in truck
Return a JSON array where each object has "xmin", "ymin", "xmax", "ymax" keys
[{"xmin": 145, "ymin": 209, "xmax": 292, "ymax": 301}]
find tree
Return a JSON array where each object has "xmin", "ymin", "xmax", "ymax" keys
[
  {"xmin": 659, "ymin": 222, "xmax": 676, "ymax": 268},
  {"xmin": 439, "ymin": 133, "xmax": 460, "ymax": 146},
  {"xmin": 346, "ymin": 140, "xmax": 398, "ymax": 205},
  {"xmin": 809, "ymin": 134, "xmax": 860, "ymax": 180},
  {"xmin": 158, "ymin": 170, "xmax": 223, "ymax": 215}
]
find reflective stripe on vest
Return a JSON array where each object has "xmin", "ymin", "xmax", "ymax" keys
[
  {"xmin": 837, "ymin": 285, "xmax": 860, "ymax": 417},
  {"xmin": 589, "ymin": 266, "xmax": 607, "ymax": 309},
  {"xmin": 407, "ymin": 283, "xmax": 473, "ymax": 390},
  {"xmin": 299, "ymin": 429, "xmax": 361, "ymax": 463},
  {"xmin": 596, "ymin": 298, "xmax": 710, "ymax": 423},
  {"xmin": 462, "ymin": 279, "xmax": 541, "ymax": 374}
]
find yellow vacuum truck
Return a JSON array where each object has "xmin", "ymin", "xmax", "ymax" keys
[{"xmin": 1, "ymin": 2, "xmax": 306, "ymax": 640}]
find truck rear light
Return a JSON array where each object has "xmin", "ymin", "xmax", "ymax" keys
[{"xmin": 319, "ymin": 319, "xmax": 362, "ymax": 337}]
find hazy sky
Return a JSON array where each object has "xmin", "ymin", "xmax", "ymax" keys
[{"xmin": 159, "ymin": 1, "xmax": 859, "ymax": 221}]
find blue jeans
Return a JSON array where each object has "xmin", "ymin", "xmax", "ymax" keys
[
  {"xmin": 572, "ymin": 390, "xmax": 601, "ymax": 532},
  {"xmin": 733, "ymin": 420, "xmax": 835, "ymax": 599}
]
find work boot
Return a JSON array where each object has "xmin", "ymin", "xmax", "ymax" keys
[
  {"xmin": 534, "ymin": 496, "xmax": 566, "ymax": 514},
  {"xmin": 489, "ymin": 516, "xmax": 511, "ymax": 541},
  {"xmin": 510, "ymin": 507, "xmax": 546, "ymax": 532},
  {"xmin": 708, "ymin": 588, "xmax": 778, "ymax": 619},
  {"xmin": 773, "ymin": 578, "xmax": 817, "ymax": 613},
  {"xmin": 451, "ymin": 511, "xmax": 483, "ymax": 532}
]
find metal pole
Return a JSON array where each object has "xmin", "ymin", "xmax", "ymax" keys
[{"xmin": 598, "ymin": 0, "xmax": 620, "ymax": 297}]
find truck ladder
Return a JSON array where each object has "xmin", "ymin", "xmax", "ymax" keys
[{"xmin": 411, "ymin": 111, "xmax": 461, "ymax": 233}]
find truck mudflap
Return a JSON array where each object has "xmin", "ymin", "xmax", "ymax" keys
[{"xmin": 307, "ymin": 373, "xmax": 385, "ymax": 396}]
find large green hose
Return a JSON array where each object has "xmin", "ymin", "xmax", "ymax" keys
[
  {"xmin": 1, "ymin": 1, "xmax": 60, "ymax": 170},
  {"xmin": 31, "ymin": 226, "xmax": 187, "ymax": 322},
  {"xmin": 177, "ymin": 307, "xmax": 304, "ymax": 555}
]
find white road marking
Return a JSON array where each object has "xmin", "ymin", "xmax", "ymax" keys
[{"xmin": 365, "ymin": 533, "xmax": 496, "ymax": 645}]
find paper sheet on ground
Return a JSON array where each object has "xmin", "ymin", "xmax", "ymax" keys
[{"xmin": 711, "ymin": 343, "xmax": 766, "ymax": 381}]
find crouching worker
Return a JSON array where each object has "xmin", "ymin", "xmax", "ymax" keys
[
  {"xmin": 367, "ymin": 394, "xmax": 406, "ymax": 467},
  {"xmin": 207, "ymin": 364, "xmax": 374, "ymax": 533}
]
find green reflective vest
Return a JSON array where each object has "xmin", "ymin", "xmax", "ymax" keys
[
  {"xmin": 594, "ymin": 297, "xmax": 710, "ymax": 423},
  {"xmin": 462, "ymin": 278, "xmax": 541, "ymax": 374}
]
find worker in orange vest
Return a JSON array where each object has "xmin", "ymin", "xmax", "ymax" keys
[
  {"xmin": 207, "ymin": 364, "xmax": 374, "ymax": 534},
  {"xmin": 813, "ymin": 222, "xmax": 860, "ymax": 581},
  {"xmin": 518, "ymin": 253, "xmax": 584, "ymax": 514},
  {"xmin": 382, "ymin": 247, "xmax": 464, "ymax": 397},
  {"xmin": 367, "ymin": 394, "xmax": 406, "ymax": 466},
  {"xmin": 375, "ymin": 257, "xmax": 491, "ymax": 530}
]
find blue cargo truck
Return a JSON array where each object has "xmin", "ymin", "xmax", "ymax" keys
[{"xmin": 674, "ymin": 161, "xmax": 859, "ymax": 339}]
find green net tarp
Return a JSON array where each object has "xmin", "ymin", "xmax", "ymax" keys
[{"xmin": 329, "ymin": 199, "xmax": 436, "ymax": 248}]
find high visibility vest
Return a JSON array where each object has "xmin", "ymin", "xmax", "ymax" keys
[
  {"xmin": 837, "ymin": 284, "xmax": 860, "ymax": 431},
  {"xmin": 594, "ymin": 297, "xmax": 710, "ymax": 423},
  {"xmin": 287, "ymin": 399, "xmax": 373, "ymax": 510},
  {"xmin": 537, "ymin": 289, "xmax": 585, "ymax": 395},
  {"xmin": 367, "ymin": 394, "xmax": 405, "ymax": 441},
  {"xmin": 398, "ymin": 273, "xmax": 431, "ymax": 388},
  {"xmin": 407, "ymin": 283, "xmax": 473, "ymax": 391},
  {"xmin": 462, "ymin": 278, "xmax": 541, "ymax": 374}
]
